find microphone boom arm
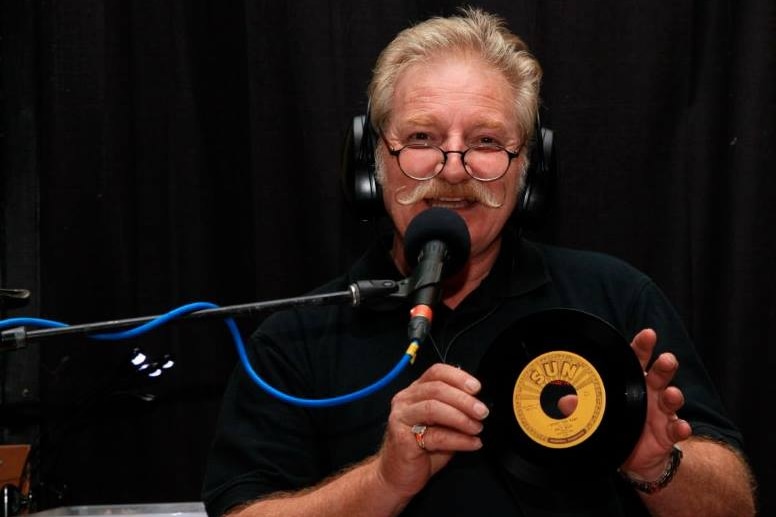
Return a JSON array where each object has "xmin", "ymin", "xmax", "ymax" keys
[{"xmin": 1, "ymin": 279, "xmax": 403, "ymax": 351}]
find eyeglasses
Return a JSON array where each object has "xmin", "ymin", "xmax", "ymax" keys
[{"xmin": 379, "ymin": 131, "xmax": 522, "ymax": 182}]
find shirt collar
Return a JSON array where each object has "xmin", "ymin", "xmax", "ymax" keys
[{"xmin": 347, "ymin": 223, "xmax": 551, "ymax": 309}]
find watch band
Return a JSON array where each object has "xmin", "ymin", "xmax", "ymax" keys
[{"xmin": 619, "ymin": 444, "xmax": 684, "ymax": 494}]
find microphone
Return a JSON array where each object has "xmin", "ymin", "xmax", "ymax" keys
[{"xmin": 403, "ymin": 207, "xmax": 471, "ymax": 345}]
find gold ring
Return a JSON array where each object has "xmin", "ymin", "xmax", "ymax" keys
[{"xmin": 411, "ymin": 424, "xmax": 428, "ymax": 450}]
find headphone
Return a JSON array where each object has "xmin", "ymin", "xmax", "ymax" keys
[{"xmin": 340, "ymin": 108, "xmax": 555, "ymax": 229}]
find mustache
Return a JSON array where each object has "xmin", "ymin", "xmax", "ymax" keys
[{"xmin": 394, "ymin": 178, "xmax": 505, "ymax": 208}]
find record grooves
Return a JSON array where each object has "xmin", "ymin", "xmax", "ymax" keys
[{"xmin": 477, "ymin": 308, "xmax": 646, "ymax": 485}]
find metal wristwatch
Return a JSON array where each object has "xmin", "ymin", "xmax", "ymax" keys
[{"xmin": 619, "ymin": 444, "xmax": 684, "ymax": 494}]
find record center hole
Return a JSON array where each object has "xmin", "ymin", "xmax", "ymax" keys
[{"xmin": 540, "ymin": 380, "xmax": 578, "ymax": 419}]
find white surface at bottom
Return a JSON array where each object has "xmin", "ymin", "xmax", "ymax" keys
[{"xmin": 28, "ymin": 502, "xmax": 206, "ymax": 517}]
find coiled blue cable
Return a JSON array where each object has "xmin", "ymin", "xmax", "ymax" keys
[{"xmin": 0, "ymin": 303, "xmax": 416, "ymax": 408}]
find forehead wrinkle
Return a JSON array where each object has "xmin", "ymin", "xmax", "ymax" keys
[{"xmin": 397, "ymin": 113, "xmax": 510, "ymax": 132}]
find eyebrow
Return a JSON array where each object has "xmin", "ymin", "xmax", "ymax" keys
[{"xmin": 396, "ymin": 114, "xmax": 437, "ymax": 128}]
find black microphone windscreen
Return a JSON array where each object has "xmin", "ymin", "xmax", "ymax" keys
[{"xmin": 404, "ymin": 208, "xmax": 471, "ymax": 278}]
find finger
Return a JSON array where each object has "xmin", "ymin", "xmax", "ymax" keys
[
  {"xmin": 401, "ymin": 396, "xmax": 486, "ymax": 435},
  {"xmin": 645, "ymin": 352, "xmax": 679, "ymax": 391},
  {"xmin": 418, "ymin": 424, "xmax": 483, "ymax": 453},
  {"xmin": 670, "ymin": 419, "xmax": 693, "ymax": 443},
  {"xmin": 630, "ymin": 328, "xmax": 657, "ymax": 369},
  {"xmin": 405, "ymin": 379, "xmax": 490, "ymax": 419},
  {"xmin": 660, "ymin": 385, "xmax": 685, "ymax": 414},
  {"xmin": 395, "ymin": 364, "xmax": 489, "ymax": 429},
  {"xmin": 557, "ymin": 394, "xmax": 578, "ymax": 416},
  {"xmin": 416, "ymin": 363, "xmax": 482, "ymax": 395},
  {"xmin": 658, "ymin": 386, "xmax": 690, "ymax": 444}
]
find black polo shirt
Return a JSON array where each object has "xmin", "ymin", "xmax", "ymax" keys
[{"xmin": 202, "ymin": 230, "xmax": 743, "ymax": 516}]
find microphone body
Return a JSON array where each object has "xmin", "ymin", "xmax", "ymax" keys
[
  {"xmin": 409, "ymin": 240, "xmax": 448, "ymax": 307},
  {"xmin": 406, "ymin": 240, "xmax": 447, "ymax": 344},
  {"xmin": 403, "ymin": 208, "xmax": 471, "ymax": 345}
]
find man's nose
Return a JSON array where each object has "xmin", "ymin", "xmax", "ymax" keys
[{"xmin": 438, "ymin": 150, "xmax": 470, "ymax": 184}]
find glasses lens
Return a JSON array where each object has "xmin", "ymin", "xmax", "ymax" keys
[
  {"xmin": 465, "ymin": 147, "xmax": 510, "ymax": 181},
  {"xmin": 396, "ymin": 144, "xmax": 513, "ymax": 181},
  {"xmin": 397, "ymin": 145, "xmax": 444, "ymax": 180}
]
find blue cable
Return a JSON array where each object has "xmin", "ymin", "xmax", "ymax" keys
[
  {"xmin": 0, "ymin": 317, "xmax": 68, "ymax": 330},
  {"xmin": 89, "ymin": 302, "xmax": 220, "ymax": 340},
  {"xmin": 0, "ymin": 303, "xmax": 415, "ymax": 408}
]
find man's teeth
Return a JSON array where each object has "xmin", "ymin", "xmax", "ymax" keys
[{"xmin": 429, "ymin": 198, "xmax": 472, "ymax": 208}]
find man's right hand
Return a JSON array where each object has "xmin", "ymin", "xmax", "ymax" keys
[{"xmin": 374, "ymin": 363, "xmax": 491, "ymax": 499}]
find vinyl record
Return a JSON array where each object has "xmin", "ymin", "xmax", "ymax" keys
[{"xmin": 477, "ymin": 308, "xmax": 646, "ymax": 486}]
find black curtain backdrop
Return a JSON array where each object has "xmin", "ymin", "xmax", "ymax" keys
[{"xmin": 1, "ymin": 0, "xmax": 773, "ymax": 513}]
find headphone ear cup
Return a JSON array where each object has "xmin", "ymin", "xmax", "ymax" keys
[
  {"xmin": 516, "ymin": 123, "xmax": 555, "ymax": 228},
  {"xmin": 340, "ymin": 114, "xmax": 383, "ymax": 221}
]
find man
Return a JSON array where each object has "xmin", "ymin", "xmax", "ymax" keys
[{"xmin": 202, "ymin": 8, "xmax": 756, "ymax": 516}]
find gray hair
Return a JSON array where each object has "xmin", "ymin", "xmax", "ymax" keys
[{"xmin": 367, "ymin": 7, "xmax": 542, "ymax": 145}]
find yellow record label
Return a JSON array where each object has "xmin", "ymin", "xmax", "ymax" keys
[{"xmin": 512, "ymin": 350, "xmax": 606, "ymax": 449}]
